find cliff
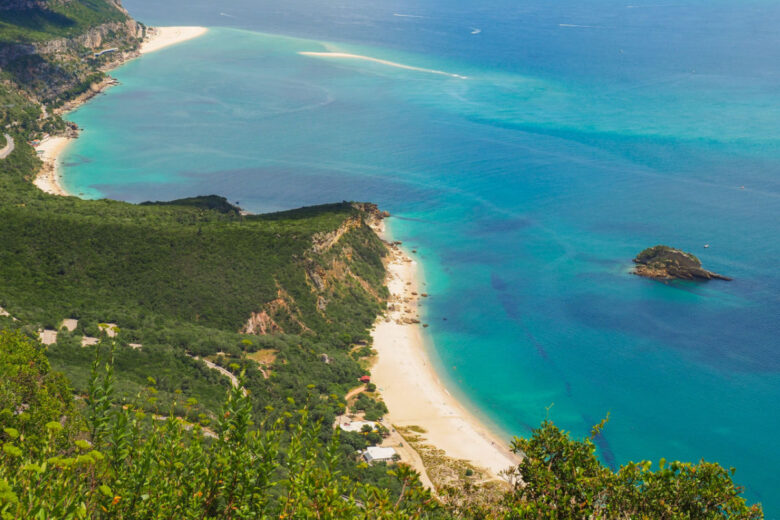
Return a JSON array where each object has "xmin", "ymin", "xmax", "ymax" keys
[
  {"xmin": 0, "ymin": 0, "xmax": 143, "ymax": 104},
  {"xmin": 243, "ymin": 203, "xmax": 389, "ymax": 336},
  {"xmin": 632, "ymin": 245, "xmax": 731, "ymax": 281}
]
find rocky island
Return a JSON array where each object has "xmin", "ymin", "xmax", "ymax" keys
[{"xmin": 633, "ymin": 245, "xmax": 732, "ymax": 281}]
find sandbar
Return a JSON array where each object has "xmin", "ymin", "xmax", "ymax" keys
[{"xmin": 299, "ymin": 51, "xmax": 468, "ymax": 79}]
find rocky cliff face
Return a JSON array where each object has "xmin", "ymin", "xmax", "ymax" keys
[
  {"xmin": 242, "ymin": 205, "xmax": 389, "ymax": 335},
  {"xmin": 0, "ymin": 0, "xmax": 142, "ymax": 103},
  {"xmin": 310, "ymin": 203, "xmax": 386, "ymax": 254},
  {"xmin": 0, "ymin": 19, "xmax": 143, "ymax": 103},
  {"xmin": 34, "ymin": 19, "xmax": 143, "ymax": 54},
  {"xmin": 633, "ymin": 245, "xmax": 731, "ymax": 281}
]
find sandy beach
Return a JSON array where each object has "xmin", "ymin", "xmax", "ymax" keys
[
  {"xmin": 34, "ymin": 136, "xmax": 74, "ymax": 196},
  {"xmin": 370, "ymin": 220, "xmax": 521, "ymax": 481},
  {"xmin": 33, "ymin": 26, "xmax": 208, "ymax": 197},
  {"xmin": 140, "ymin": 26, "xmax": 208, "ymax": 54}
]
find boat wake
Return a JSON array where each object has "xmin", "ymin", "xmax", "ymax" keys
[{"xmin": 299, "ymin": 51, "xmax": 468, "ymax": 79}]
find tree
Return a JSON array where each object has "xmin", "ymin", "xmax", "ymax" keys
[
  {"xmin": 501, "ymin": 419, "xmax": 763, "ymax": 519},
  {"xmin": 0, "ymin": 330, "xmax": 76, "ymax": 450},
  {"xmin": 0, "ymin": 337, "xmax": 441, "ymax": 519}
]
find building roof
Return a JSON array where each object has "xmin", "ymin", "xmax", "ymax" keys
[{"xmin": 364, "ymin": 446, "xmax": 396, "ymax": 462}]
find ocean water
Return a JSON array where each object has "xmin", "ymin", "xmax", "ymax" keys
[{"xmin": 64, "ymin": 0, "xmax": 779, "ymax": 513}]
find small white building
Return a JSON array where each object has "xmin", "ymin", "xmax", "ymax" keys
[
  {"xmin": 363, "ymin": 446, "xmax": 396, "ymax": 464},
  {"xmin": 339, "ymin": 420, "xmax": 377, "ymax": 433}
]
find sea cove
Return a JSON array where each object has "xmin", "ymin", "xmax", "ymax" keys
[{"xmin": 61, "ymin": 0, "xmax": 780, "ymax": 513}]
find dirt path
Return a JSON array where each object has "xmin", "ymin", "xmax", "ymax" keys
[
  {"xmin": 387, "ymin": 426, "xmax": 436, "ymax": 492},
  {"xmin": 340, "ymin": 384, "xmax": 436, "ymax": 490},
  {"xmin": 0, "ymin": 134, "xmax": 14, "ymax": 159},
  {"xmin": 344, "ymin": 384, "xmax": 366, "ymax": 403}
]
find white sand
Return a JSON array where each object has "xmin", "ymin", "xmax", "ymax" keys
[
  {"xmin": 34, "ymin": 136, "xmax": 74, "ymax": 196},
  {"xmin": 371, "ymin": 220, "xmax": 520, "ymax": 480},
  {"xmin": 140, "ymin": 26, "xmax": 208, "ymax": 54},
  {"xmin": 299, "ymin": 51, "xmax": 468, "ymax": 79}
]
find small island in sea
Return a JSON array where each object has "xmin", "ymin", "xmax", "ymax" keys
[{"xmin": 633, "ymin": 245, "xmax": 731, "ymax": 281}]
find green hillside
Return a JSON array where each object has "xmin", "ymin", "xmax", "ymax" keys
[{"xmin": 0, "ymin": 0, "xmax": 128, "ymax": 43}]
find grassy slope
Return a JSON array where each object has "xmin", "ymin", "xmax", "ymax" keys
[{"xmin": 0, "ymin": 137, "xmax": 387, "ymax": 424}]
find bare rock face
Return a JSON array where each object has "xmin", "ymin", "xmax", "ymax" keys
[
  {"xmin": 632, "ymin": 245, "xmax": 731, "ymax": 281},
  {"xmin": 34, "ymin": 19, "xmax": 143, "ymax": 54}
]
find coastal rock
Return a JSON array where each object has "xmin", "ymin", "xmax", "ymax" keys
[{"xmin": 632, "ymin": 245, "xmax": 731, "ymax": 281}]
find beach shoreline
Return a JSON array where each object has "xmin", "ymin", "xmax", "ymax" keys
[
  {"xmin": 33, "ymin": 26, "xmax": 208, "ymax": 197},
  {"xmin": 369, "ymin": 218, "xmax": 521, "ymax": 483}
]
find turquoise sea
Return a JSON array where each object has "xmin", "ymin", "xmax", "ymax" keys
[{"xmin": 63, "ymin": 0, "xmax": 779, "ymax": 513}]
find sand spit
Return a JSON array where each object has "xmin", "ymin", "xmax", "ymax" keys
[
  {"xmin": 299, "ymin": 51, "xmax": 468, "ymax": 79},
  {"xmin": 140, "ymin": 26, "xmax": 208, "ymax": 54}
]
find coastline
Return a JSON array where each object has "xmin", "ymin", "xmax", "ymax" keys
[
  {"xmin": 34, "ymin": 137, "xmax": 74, "ymax": 196},
  {"xmin": 140, "ymin": 26, "xmax": 208, "ymax": 55},
  {"xmin": 33, "ymin": 26, "xmax": 208, "ymax": 197},
  {"xmin": 370, "ymin": 218, "xmax": 521, "ymax": 482}
]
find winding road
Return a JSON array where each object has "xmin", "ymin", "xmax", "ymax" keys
[{"xmin": 0, "ymin": 134, "xmax": 14, "ymax": 159}]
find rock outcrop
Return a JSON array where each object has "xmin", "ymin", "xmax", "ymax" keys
[
  {"xmin": 0, "ymin": 0, "xmax": 143, "ymax": 103},
  {"xmin": 243, "ymin": 204, "xmax": 389, "ymax": 335},
  {"xmin": 632, "ymin": 245, "xmax": 731, "ymax": 281},
  {"xmin": 35, "ymin": 20, "xmax": 143, "ymax": 54}
]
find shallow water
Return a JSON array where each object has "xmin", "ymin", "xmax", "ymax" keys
[{"xmin": 65, "ymin": 0, "xmax": 780, "ymax": 513}]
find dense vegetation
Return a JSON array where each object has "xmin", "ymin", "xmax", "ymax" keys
[
  {"xmin": 0, "ymin": 331, "xmax": 764, "ymax": 519},
  {"xmin": 0, "ymin": 142, "xmax": 391, "ymax": 449},
  {"xmin": 0, "ymin": 331, "xmax": 439, "ymax": 519},
  {"xmin": 0, "ymin": 2, "xmax": 765, "ymax": 517},
  {"xmin": 0, "ymin": 0, "xmax": 127, "ymax": 43}
]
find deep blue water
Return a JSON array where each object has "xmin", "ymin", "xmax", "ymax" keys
[{"xmin": 63, "ymin": 0, "xmax": 779, "ymax": 513}]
